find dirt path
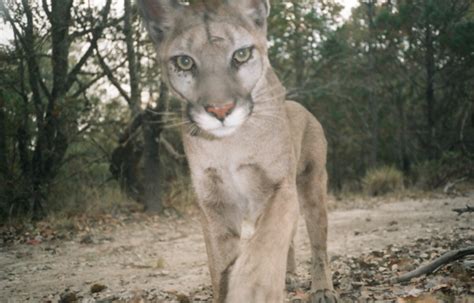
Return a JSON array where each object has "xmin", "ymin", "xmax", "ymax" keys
[{"xmin": 1, "ymin": 195, "xmax": 473, "ymax": 302}]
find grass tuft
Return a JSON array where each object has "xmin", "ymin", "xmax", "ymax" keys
[{"xmin": 362, "ymin": 166, "xmax": 404, "ymax": 197}]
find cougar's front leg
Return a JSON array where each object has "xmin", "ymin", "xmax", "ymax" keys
[
  {"xmin": 226, "ymin": 180, "xmax": 299, "ymax": 303},
  {"xmin": 196, "ymin": 168, "xmax": 242, "ymax": 303},
  {"xmin": 286, "ymin": 227, "xmax": 298, "ymax": 292}
]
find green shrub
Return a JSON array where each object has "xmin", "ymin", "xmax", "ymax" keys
[
  {"xmin": 362, "ymin": 166, "xmax": 404, "ymax": 196},
  {"xmin": 413, "ymin": 152, "xmax": 474, "ymax": 189}
]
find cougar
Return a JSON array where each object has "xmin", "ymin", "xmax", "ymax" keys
[{"xmin": 137, "ymin": 0, "xmax": 338, "ymax": 302}]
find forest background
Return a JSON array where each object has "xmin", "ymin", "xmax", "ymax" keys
[{"xmin": 0, "ymin": 0, "xmax": 473, "ymax": 220}]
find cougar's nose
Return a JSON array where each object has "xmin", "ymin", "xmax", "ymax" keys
[{"xmin": 205, "ymin": 102, "xmax": 235, "ymax": 121}]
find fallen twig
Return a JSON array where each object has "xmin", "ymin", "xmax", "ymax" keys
[
  {"xmin": 443, "ymin": 177, "xmax": 467, "ymax": 195},
  {"xmin": 452, "ymin": 205, "xmax": 474, "ymax": 215},
  {"xmin": 391, "ymin": 246, "xmax": 474, "ymax": 283}
]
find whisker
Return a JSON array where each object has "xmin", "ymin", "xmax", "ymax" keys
[
  {"xmin": 144, "ymin": 108, "xmax": 178, "ymax": 115},
  {"xmin": 143, "ymin": 116, "xmax": 182, "ymax": 124},
  {"xmin": 163, "ymin": 120, "xmax": 192, "ymax": 129},
  {"xmin": 187, "ymin": 124, "xmax": 200, "ymax": 136},
  {"xmin": 143, "ymin": 120, "xmax": 166, "ymax": 125}
]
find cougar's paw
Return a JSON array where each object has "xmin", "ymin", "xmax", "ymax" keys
[{"xmin": 309, "ymin": 289, "xmax": 339, "ymax": 303}]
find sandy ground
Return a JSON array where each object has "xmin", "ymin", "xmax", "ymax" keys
[{"xmin": 0, "ymin": 194, "xmax": 473, "ymax": 302}]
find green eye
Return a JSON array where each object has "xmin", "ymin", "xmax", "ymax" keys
[
  {"xmin": 175, "ymin": 55, "xmax": 194, "ymax": 71},
  {"xmin": 233, "ymin": 47, "xmax": 253, "ymax": 64}
]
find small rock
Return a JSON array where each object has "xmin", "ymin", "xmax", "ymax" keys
[
  {"xmin": 80, "ymin": 234, "xmax": 94, "ymax": 244},
  {"xmin": 90, "ymin": 283, "xmax": 107, "ymax": 293},
  {"xmin": 59, "ymin": 292, "xmax": 77, "ymax": 303},
  {"xmin": 351, "ymin": 281, "xmax": 364, "ymax": 288},
  {"xmin": 176, "ymin": 293, "xmax": 190, "ymax": 303}
]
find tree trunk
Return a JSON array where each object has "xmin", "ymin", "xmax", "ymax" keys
[
  {"xmin": 21, "ymin": 0, "xmax": 48, "ymax": 218},
  {"xmin": 395, "ymin": 91, "xmax": 410, "ymax": 173},
  {"xmin": 292, "ymin": 2, "xmax": 305, "ymax": 88},
  {"xmin": 367, "ymin": 0, "xmax": 378, "ymax": 169},
  {"xmin": 110, "ymin": 138, "xmax": 144, "ymax": 202},
  {"xmin": 424, "ymin": 20, "xmax": 436, "ymax": 158},
  {"xmin": 0, "ymin": 93, "xmax": 7, "ymax": 179},
  {"xmin": 142, "ymin": 82, "xmax": 168, "ymax": 212},
  {"xmin": 124, "ymin": 0, "xmax": 142, "ymax": 116},
  {"xmin": 42, "ymin": 0, "xmax": 73, "ymax": 181},
  {"xmin": 0, "ymin": 91, "xmax": 9, "ymax": 217}
]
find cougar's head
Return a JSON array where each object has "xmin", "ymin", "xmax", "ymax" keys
[{"xmin": 138, "ymin": 0, "xmax": 272, "ymax": 137}]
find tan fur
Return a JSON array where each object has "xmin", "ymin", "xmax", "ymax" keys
[{"xmin": 137, "ymin": 0, "xmax": 338, "ymax": 302}]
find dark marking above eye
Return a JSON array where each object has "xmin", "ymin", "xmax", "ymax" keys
[
  {"xmin": 223, "ymin": 27, "xmax": 235, "ymax": 45},
  {"xmin": 203, "ymin": 13, "xmax": 213, "ymax": 43}
]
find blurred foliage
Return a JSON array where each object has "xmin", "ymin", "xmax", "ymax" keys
[
  {"xmin": 0, "ymin": 0, "xmax": 473, "ymax": 220},
  {"xmin": 413, "ymin": 152, "xmax": 474, "ymax": 190},
  {"xmin": 268, "ymin": 0, "xmax": 474, "ymax": 190},
  {"xmin": 362, "ymin": 166, "xmax": 404, "ymax": 196}
]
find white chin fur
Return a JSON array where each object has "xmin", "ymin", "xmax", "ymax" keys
[
  {"xmin": 209, "ymin": 126, "xmax": 239, "ymax": 137},
  {"xmin": 194, "ymin": 106, "xmax": 248, "ymax": 137}
]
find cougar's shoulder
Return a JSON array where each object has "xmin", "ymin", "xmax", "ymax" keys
[{"xmin": 285, "ymin": 100, "xmax": 327, "ymax": 175}]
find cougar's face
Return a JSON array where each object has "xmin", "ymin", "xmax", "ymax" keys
[
  {"xmin": 164, "ymin": 21, "xmax": 265, "ymax": 137},
  {"xmin": 137, "ymin": 0, "xmax": 271, "ymax": 137}
]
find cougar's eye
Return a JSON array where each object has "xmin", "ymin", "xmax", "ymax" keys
[
  {"xmin": 232, "ymin": 46, "xmax": 253, "ymax": 65},
  {"xmin": 175, "ymin": 55, "xmax": 194, "ymax": 71}
]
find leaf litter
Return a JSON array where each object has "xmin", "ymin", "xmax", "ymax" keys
[{"xmin": 0, "ymin": 195, "xmax": 473, "ymax": 302}]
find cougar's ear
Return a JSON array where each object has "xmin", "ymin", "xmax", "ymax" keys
[
  {"xmin": 227, "ymin": 0, "xmax": 270, "ymax": 29},
  {"xmin": 136, "ymin": 0, "xmax": 183, "ymax": 46}
]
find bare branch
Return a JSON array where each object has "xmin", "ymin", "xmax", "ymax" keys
[
  {"xmin": 160, "ymin": 135, "xmax": 186, "ymax": 160},
  {"xmin": 89, "ymin": 136, "xmax": 111, "ymax": 161},
  {"xmin": 95, "ymin": 48, "xmax": 132, "ymax": 106},
  {"xmin": 70, "ymin": 16, "xmax": 124, "ymax": 41},
  {"xmin": 1, "ymin": 0, "xmax": 51, "ymax": 105},
  {"xmin": 452, "ymin": 205, "xmax": 474, "ymax": 215},
  {"xmin": 391, "ymin": 246, "xmax": 474, "ymax": 283},
  {"xmin": 42, "ymin": 0, "xmax": 51, "ymax": 20},
  {"xmin": 71, "ymin": 73, "xmax": 106, "ymax": 99},
  {"xmin": 65, "ymin": 0, "xmax": 113, "ymax": 92},
  {"xmin": 0, "ymin": 1, "xmax": 26, "ymax": 46},
  {"xmin": 119, "ymin": 113, "xmax": 143, "ymax": 144},
  {"xmin": 124, "ymin": 0, "xmax": 140, "ymax": 114}
]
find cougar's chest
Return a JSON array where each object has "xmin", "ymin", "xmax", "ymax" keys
[{"xmin": 183, "ymin": 121, "xmax": 294, "ymax": 222}]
